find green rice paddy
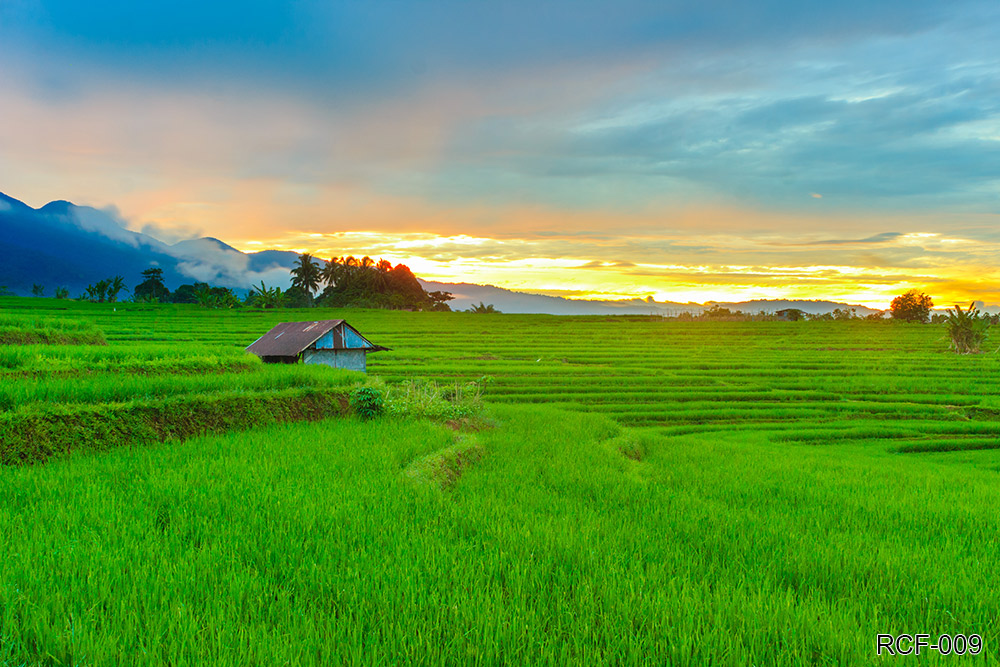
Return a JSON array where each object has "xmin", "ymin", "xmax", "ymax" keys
[{"xmin": 1, "ymin": 297, "xmax": 999, "ymax": 665}]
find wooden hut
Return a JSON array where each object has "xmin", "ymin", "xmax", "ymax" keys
[{"xmin": 245, "ymin": 320, "xmax": 387, "ymax": 372}]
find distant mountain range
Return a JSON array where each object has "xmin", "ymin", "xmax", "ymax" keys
[
  {"xmin": 0, "ymin": 192, "xmax": 299, "ymax": 295},
  {"xmin": 419, "ymin": 280, "xmax": 883, "ymax": 316},
  {"xmin": 1, "ymin": 190, "xmax": 887, "ymax": 315}
]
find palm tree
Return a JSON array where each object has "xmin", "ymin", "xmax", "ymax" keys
[
  {"xmin": 85, "ymin": 279, "xmax": 111, "ymax": 303},
  {"xmin": 107, "ymin": 276, "xmax": 126, "ymax": 303},
  {"xmin": 290, "ymin": 253, "xmax": 322, "ymax": 295},
  {"xmin": 467, "ymin": 302, "xmax": 500, "ymax": 314},
  {"xmin": 195, "ymin": 284, "xmax": 217, "ymax": 308},
  {"xmin": 321, "ymin": 258, "xmax": 342, "ymax": 287},
  {"xmin": 372, "ymin": 258, "xmax": 392, "ymax": 291}
]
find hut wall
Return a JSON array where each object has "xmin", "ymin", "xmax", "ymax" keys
[
  {"xmin": 342, "ymin": 327, "xmax": 369, "ymax": 348},
  {"xmin": 302, "ymin": 348, "xmax": 367, "ymax": 372},
  {"xmin": 313, "ymin": 329, "xmax": 340, "ymax": 350},
  {"xmin": 313, "ymin": 326, "xmax": 370, "ymax": 350}
]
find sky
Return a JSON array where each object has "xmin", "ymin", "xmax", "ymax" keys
[{"xmin": 1, "ymin": 0, "xmax": 999, "ymax": 307}]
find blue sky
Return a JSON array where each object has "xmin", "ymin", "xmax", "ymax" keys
[{"xmin": 2, "ymin": 0, "xmax": 999, "ymax": 304}]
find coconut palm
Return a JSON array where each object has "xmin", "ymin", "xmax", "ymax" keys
[
  {"xmin": 290, "ymin": 253, "xmax": 322, "ymax": 296},
  {"xmin": 321, "ymin": 257, "xmax": 342, "ymax": 287},
  {"xmin": 107, "ymin": 276, "xmax": 127, "ymax": 303}
]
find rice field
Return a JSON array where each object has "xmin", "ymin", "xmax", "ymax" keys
[{"xmin": 1, "ymin": 297, "xmax": 999, "ymax": 665}]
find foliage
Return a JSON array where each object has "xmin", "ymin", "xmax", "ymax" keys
[
  {"xmin": 248, "ymin": 281, "xmax": 286, "ymax": 309},
  {"xmin": 700, "ymin": 304, "xmax": 740, "ymax": 319},
  {"xmin": 134, "ymin": 268, "xmax": 170, "ymax": 303},
  {"xmin": 890, "ymin": 289, "xmax": 933, "ymax": 323},
  {"xmin": 427, "ymin": 290, "xmax": 455, "ymax": 311},
  {"xmin": 54, "ymin": 286, "xmax": 69, "ymax": 299},
  {"xmin": 945, "ymin": 302, "xmax": 990, "ymax": 354},
  {"xmin": 466, "ymin": 301, "xmax": 500, "ymax": 314},
  {"xmin": 171, "ymin": 282, "xmax": 240, "ymax": 308},
  {"xmin": 382, "ymin": 376, "xmax": 492, "ymax": 420},
  {"xmin": 31, "ymin": 284, "xmax": 44, "ymax": 297},
  {"xmin": 290, "ymin": 253, "xmax": 322, "ymax": 296},
  {"xmin": 82, "ymin": 275, "xmax": 127, "ymax": 303},
  {"xmin": 314, "ymin": 255, "xmax": 452, "ymax": 310},
  {"xmin": 283, "ymin": 285, "xmax": 314, "ymax": 308},
  {"xmin": 349, "ymin": 386, "xmax": 385, "ymax": 420}
]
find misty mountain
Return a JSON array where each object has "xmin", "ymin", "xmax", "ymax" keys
[
  {"xmin": 0, "ymin": 193, "xmax": 298, "ymax": 295},
  {"xmin": 419, "ymin": 280, "xmax": 884, "ymax": 316}
]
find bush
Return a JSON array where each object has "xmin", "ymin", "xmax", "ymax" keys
[
  {"xmin": 946, "ymin": 302, "xmax": 990, "ymax": 354},
  {"xmin": 350, "ymin": 386, "xmax": 385, "ymax": 420}
]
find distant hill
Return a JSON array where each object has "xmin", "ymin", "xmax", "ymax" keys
[
  {"xmin": 0, "ymin": 192, "xmax": 298, "ymax": 295},
  {"xmin": 420, "ymin": 280, "xmax": 884, "ymax": 316}
]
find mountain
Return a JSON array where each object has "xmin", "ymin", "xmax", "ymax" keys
[
  {"xmin": 419, "ymin": 280, "xmax": 884, "ymax": 316},
  {"xmin": 0, "ymin": 193, "xmax": 298, "ymax": 295},
  {"xmin": 418, "ymin": 280, "xmax": 704, "ymax": 315}
]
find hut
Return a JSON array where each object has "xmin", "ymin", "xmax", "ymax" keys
[{"xmin": 245, "ymin": 320, "xmax": 388, "ymax": 372}]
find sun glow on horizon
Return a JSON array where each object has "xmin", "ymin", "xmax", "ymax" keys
[{"xmin": 222, "ymin": 228, "xmax": 1000, "ymax": 309}]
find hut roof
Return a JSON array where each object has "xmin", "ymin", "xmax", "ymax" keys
[{"xmin": 245, "ymin": 320, "xmax": 386, "ymax": 358}]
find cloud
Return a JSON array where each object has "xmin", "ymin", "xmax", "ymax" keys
[
  {"xmin": 140, "ymin": 221, "xmax": 204, "ymax": 244},
  {"xmin": 65, "ymin": 205, "xmax": 144, "ymax": 248},
  {"xmin": 769, "ymin": 232, "xmax": 905, "ymax": 246},
  {"xmin": 164, "ymin": 238, "xmax": 295, "ymax": 289}
]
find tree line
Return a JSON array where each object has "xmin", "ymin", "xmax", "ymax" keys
[
  {"xmin": 285, "ymin": 254, "xmax": 454, "ymax": 310},
  {"xmin": 30, "ymin": 255, "xmax": 458, "ymax": 311}
]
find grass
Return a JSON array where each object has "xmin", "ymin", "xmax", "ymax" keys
[{"xmin": 2, "ymin": 297, "xmax": 1000, "ymax": 664}]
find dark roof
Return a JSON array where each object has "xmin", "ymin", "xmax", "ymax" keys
[
  {"xmin": 246, "ymin": 320, "xmax": 389, "ymax": 358},
  {"xmin": 246, "ymin": 320, "xmax": 343, "ymax": 357}
]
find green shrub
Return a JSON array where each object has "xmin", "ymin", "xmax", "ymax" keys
[
  {"xmin": 946, "ymin": 302, "xmax": 990, "ymax": 354},
  {"xmin": 350, "ymin": 386, "xmax": 385, "ymax": 420}
]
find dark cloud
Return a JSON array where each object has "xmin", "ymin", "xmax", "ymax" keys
[{"xmin": 768, "ymin": 232, "xmax": 904, "ymax": 246}]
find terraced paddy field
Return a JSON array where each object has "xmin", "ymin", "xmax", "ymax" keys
[{"xmin": 2, "ymin": 297, "xmax": 1000, "ymax": 665}]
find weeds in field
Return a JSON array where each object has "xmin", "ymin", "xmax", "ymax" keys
[{"xmin": 380, "ymin": 376, "xmax": 492, "ymax": 421}]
